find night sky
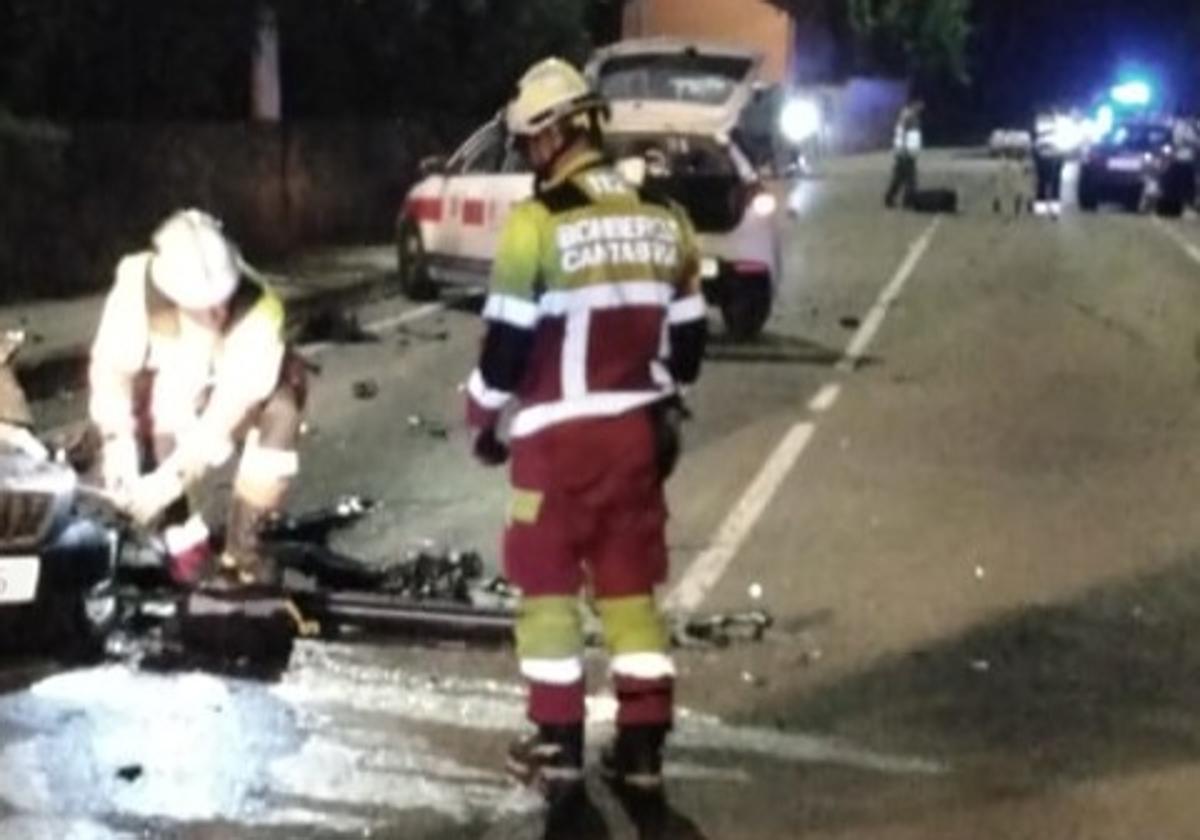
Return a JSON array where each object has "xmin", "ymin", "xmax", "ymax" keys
[{"xmin": 948, "ymin": 0, "xmax": 1200, "ymax": 133}]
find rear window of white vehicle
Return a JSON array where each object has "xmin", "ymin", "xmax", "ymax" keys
[{"xmin": 596, "ymin": 54, "xmax": 753, "ymax": 106}]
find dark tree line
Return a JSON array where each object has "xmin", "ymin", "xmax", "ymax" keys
[
  {"xmin": 0, "ymin": 0, "xmax": 626, "ymax": 122},
  {"xmin": 771, "ymin": 0, "xmax": 1200, "ymax": 137},
  {"xmin": 3, "ymin": 0, "xmax": 1197, "ymax": 132}
]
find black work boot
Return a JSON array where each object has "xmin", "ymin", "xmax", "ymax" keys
[
  {"xmin": 506, "ymin": 724, "xmax": 584, "ymax": 798},
  {"xmin": 602, "ymin": 724, "xmax": 670, "ymax": 835},
  {"xmin": 601, "ymin": 723, "xmax": 667, "ymax": 793}
]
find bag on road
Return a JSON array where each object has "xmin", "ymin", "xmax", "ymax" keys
[{"xmin": 909, "ymin": 188, "xmax": 958, "ymax": 214}]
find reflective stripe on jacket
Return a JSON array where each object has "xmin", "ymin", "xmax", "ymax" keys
[{"xmin": 466, "ymin": 149, "xmax": 707, "ymax": 439}]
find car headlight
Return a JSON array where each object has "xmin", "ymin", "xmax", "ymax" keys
[
  {"xmin": 779, "ymin": 98, "xmax": 821, "ymax": 144},
  {"xmin": 750, "ymin": 191, "xmax": 777, "ymax": 217}
]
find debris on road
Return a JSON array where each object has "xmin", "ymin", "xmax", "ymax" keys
[
  {"xmin": 748, "ymin": 582, "xmax": 763, "ymax": 601},
  {"xmin": 397, "ymin": 323, "xmax": 449, "ymax": 342},
  {"xmin": 798, "ymin": 646, "xmax": 823, "ymax": 666},
  {"xmin": 407, "ymin": 414, "xmax": 449, "ymax": 439},
  {"xmin": 295, "ymin": 309, "xmax": 379, "ymax": 345},
  {"xmin": 672, "ymin": 610, "xmax": 773, "ymax": 648},
  {"xmin": 382, "ymin": 545, "xmax": 488, "ymax": 602},
  {"xmin": 839, "ymin": 316, "xmax": 861, "ymax": 330},
  {"xmin": 352, "ymin": 379, "xmax": 379, "ymax": 400},
  {"xmin": 116, "ymin": 764, "xmax": 143, "ymax": 782}
]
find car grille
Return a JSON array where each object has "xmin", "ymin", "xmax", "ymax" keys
[{"xmin": 0, "ymin": 491, "xmax": 54, "ymax": 548}]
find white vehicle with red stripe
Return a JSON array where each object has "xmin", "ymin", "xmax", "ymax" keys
[{"xmin": 396, "ymin": 38, "xmax": 783, "ymax": 340}]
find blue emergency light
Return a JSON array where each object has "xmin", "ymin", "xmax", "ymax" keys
[{"xmin": 1110, "ymin": 80, "xmax": 1152, "ymax": 107}]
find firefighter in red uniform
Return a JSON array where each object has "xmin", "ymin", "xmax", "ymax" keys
[{"xmin": 465, "ymin": 57, "xmax": 707, "ymax": 812}]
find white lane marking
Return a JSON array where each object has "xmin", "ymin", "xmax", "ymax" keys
[
  {"xmin": 664, "ymin": 423, "xmax": 816, "ymax": 613},
  {"xmin": 808, "ymin": 382, "xmax": 842, "ymax": 413},
  {"xmin": 1154, "ymin": 216, "xmax": 1200, "ymax": 266},
  {"xmin": 839, "ymin": 218, "xmax": 942, "ymax": 371},
  {"xmin": 303, "ymin": 302, "xmax": 445, "ymax": 356},
  {"xmin": 666, "ymin": 220, "xmax": 941, "ymax": 614}
]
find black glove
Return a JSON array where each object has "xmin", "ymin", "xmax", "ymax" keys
[
  {"xmin": 650, "ymin": 397, "xmax": 689, "ymax": 481},
  {"xmin": 473, "ymin": 427, "xmax": 510, "ymax": 467}
]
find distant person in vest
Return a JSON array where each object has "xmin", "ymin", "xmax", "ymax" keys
[
  {"xmin": 1033, "ymin": 110, "xmax": 1065, "ymax": 219},
  {"xmin": 884, "ymin": 98, "xmax": 924, "ymax": 208},
  {"xmin": 465, "ymin": 57, "xmax": 706, "ymax": 824},
  {"xmin": 88, "ymin": 209, "xmax": 307, "ymax": 588}
]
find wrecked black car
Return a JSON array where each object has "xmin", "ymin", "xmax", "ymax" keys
[{"xmin": 0, "ymin": 334, "xmax": 116, "ymax": 659}]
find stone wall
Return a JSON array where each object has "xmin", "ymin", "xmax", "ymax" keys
[{"xmin": 0, "ymin": 115, "xmax": 467, "ymax": 302}]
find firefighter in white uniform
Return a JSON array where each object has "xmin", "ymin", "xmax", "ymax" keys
[
  {"xmin": 89, "ymin": 209, "xmax": 306, "ymax": 586},
  {"xmin": 1033, "ymin": 111, "xmax": 1065, "ymax": 218},
  {"xmin": 884, "ymin": 99, "xmax": 923, "ymax": 208}
]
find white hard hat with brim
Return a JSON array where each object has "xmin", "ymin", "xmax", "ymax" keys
[{"xmin": 149, "ymin": 209, "xmax": 241, "ymax": 310}]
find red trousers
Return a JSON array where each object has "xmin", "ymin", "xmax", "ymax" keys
[
  {"xmin": 504, "ymin": 409, "xmax": 667, "ymax": 598},
  {"xmin": 505, "ymin": 409, "xmax": 674, "ymax": 727}
]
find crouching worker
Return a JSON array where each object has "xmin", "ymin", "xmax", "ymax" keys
[
  {"xmin": 465, "ymin": 57, "xmax": 707, "ymax": 823},
  {"xmin": 88, "ymin": 208, "xmax": 306, "ymax": 590}
]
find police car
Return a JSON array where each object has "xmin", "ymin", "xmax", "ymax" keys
[
  {"xmin": 1078, "ymin": 119, "xmax": 1197, "ymax": 216},
  {"xmin": 396, "ymin": 39, "xmax": 783, "ymax": 341}
]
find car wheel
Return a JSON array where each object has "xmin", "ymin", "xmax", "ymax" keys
[
  {"xmin": 42, "ymin": 581, "xmax": 117, "ymax": 663},
  {"xmin": 1157, "ymin": 198, "xmax": 1184, "ymax": 218},
  {"xmin": 1077, "ymin": 178, "xmax": 1098, "ymax": 211},
  {"xmin": 76, "ymin": 579, "xmax": 118, "ymax": 657},
  {"xmin": 721, "ymin": 275, "xmax": 772, "ymax": 342},
  {"xmin": 397, "ymin": 220, "xmax": 438, "ymax": 302}
]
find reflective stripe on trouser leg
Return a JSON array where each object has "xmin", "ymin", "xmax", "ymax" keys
[
  {"xmin": 225, "ymin": 430, "xmax": 299, "ymax": 581},
  {"xmin": 515, "ymin": 595, "xmax": 586, "ymax": 725},
  {"xmin": 596, "ymin": 595, "xmax": 675, "ymax": 727},
  {"xmin": 233, "ymin": 429, "xmax": 298, "ymax": 506}
]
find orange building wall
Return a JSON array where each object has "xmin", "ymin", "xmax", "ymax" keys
[{"xmin": 623, "ymin": 0, "xmax": 794, "ymax": 83}]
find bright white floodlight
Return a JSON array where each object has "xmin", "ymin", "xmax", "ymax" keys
[{"xmin": 780, "ymin": 97, "xmax": 821, "ymax": 144}]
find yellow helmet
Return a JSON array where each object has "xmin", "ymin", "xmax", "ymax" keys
[{"xmin": 505, "ymin": 57, "xmax": 607, "ymax": 137}]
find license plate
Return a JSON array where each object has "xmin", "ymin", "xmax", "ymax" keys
[
  {"xmin": 0, "ymin": 557, "xmax": 40, "ymax": 605},
  {"xmin": 1107, "ymin": 156, "xmax": 1143, "ymax": 172},
  {"xmin": 700, "ymin": 258, "xmax": 719, "ymax": 279}
]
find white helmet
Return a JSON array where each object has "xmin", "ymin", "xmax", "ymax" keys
[
  {"xmin": 505, "ymin": 57, "xmax": 608, "ymax": 138},
  {"xmin": 149, "ymin": 209, "xmax": 241, "ymax": 310}
]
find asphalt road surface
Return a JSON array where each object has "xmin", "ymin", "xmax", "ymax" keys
[{"xmin": 6, "ymin": 151, "xmax": 1200, "ymax": 839}]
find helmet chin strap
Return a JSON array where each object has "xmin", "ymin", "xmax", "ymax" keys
[{"xmin": 534, "ymin": 125, "xmax": 589, "ymax": 185}]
